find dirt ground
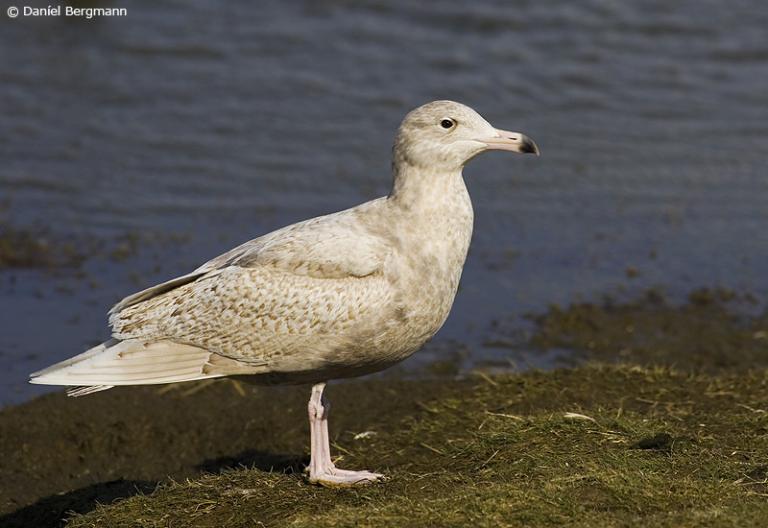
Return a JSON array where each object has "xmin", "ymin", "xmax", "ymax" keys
[{"xmin": 2, "ymin": 289, "xmax": 767, "ymax": 527}]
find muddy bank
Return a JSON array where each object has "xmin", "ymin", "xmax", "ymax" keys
[
  {"xmin": 0, "ymin": 224, "xmax": 87, "ymax": 270},
  {"xmin": 15, "ymin": 367, "xmax": 768, "ymax": 527},
  {"xmin": 3, "ymin": 290, "xmax": 768, "ymax": 526},
  {"xmin": 0, "ymin": 378, "xmax": 462, "ymax": 527},
  {"xmin": 488, "ymin": 288, "xmax": 768, "ymax": 372},
  {"xmin": 0, "ymin": 198, "xmax": 191, "ymax": 272},
  {"xmin": 0, "ymin": 222, "xmax": 190, "ymax": 272}
]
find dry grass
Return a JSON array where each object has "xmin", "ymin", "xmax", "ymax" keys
[{"xmin": 65, "ymin": 366, "xmax": 768, "ymax": 527}]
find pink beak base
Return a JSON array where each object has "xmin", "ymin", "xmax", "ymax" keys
[{"xmin": 483, "ymin": 129, "xmax": 540, "ymax": 155}]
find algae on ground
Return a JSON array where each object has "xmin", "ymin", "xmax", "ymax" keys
[
  {"xmin": 59, "ymin": 366, "xmax": 768, "ymax": 527},
  {"xmin": 525, "ymin": 288, "xmax": 768, "ymax": 371},
  {"xmin": 0, "ymin": 221, "xmax": 190, "ymax": 271},
  {"xmin": 4, "ymin": 290, "xmax": 768, "ymax": 527},
  {"xmin": 0, "ymin": 224, "xmax": 86, "ymax": 269}
]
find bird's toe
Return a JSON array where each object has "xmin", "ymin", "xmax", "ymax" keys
[{"xmin": 308, "ymin": 468, "xmax": 384, "ymax": 487}]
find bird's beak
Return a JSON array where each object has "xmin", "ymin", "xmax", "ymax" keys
[{"xmin": 482, "ymin": 129, "xmax": 540, "ymax": 155}]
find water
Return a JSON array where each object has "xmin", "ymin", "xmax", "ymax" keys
[{"xmin": 2, "ymin": 0, "xmax": 767, "ymax": 405}]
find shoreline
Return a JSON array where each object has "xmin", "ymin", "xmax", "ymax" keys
[
  {"xmin": 2, "ymin": 290, "xmax": 767, "ymax": 526},
  {"xmin": 4, "ymin": 366, "xmax": 768, "ymax": 527}
]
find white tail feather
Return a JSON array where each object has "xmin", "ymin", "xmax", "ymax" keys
[
  {"xmin": 30, "ymin": 339, "xmax": 225, "ymax": 390},
  {"xmin": 67, "ymin": 385, "xmax": 115, "ymax": 397}
]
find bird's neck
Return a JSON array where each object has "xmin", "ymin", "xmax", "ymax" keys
[
  {"xmin": 386, "ymin": 160, "xmax": 474, "ymax": 331},
  {"xmin": 386, "ymin": 160, "xmax": 474, "ymax": 275},
  {"xmin": 388, "ymin": 161, "xmax": 468, "ymax": 212}
]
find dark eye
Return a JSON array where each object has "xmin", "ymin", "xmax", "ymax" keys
[{"xmin": 440, "ymin": 118, "xmax": 455, "ymax": 129}]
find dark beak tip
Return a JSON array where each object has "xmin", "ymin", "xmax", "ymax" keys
[{"xmin": 521, "ymin": 138, "xmax": 540, "ymax": 155}]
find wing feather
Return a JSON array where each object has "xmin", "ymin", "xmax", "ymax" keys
[{"xmin": 109, "ymin": 198, "xmax": 389, "ymax": 316}]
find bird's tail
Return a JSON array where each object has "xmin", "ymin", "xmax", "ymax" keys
[{"xmin": 29, "ymin": 339, "xmax": 226, "ymax": 397}]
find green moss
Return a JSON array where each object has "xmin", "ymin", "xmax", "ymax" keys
[
  {"xmin": 5, "ymin": 291, "xmax": 768, "ymax": 527},
  {"xmin": 526, "ymin": 289, "xmax": 768, "ymax": 371},
  {"xmin": 62, "ymin": 367, "xmax": 768, "ymax": 527}
]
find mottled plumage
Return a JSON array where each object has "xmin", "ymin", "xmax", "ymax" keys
[{"xmin": 30, "ymin": 100, "xmax": 539, "ymax": 486}]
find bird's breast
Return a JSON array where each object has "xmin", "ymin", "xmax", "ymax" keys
[{"xmin": 386, "ymin": 190, "xmax": 474, "ymax": 343}]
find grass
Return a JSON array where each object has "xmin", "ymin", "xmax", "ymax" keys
[
  {"xmin": 4, "ymin": 289, "xmax": 767, "ymax": 527},
  {"xmin": 64, "ymin": 366, "xmax": 768, "ymax": 527}
]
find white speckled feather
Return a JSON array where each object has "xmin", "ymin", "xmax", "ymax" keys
[{"xmin": 30, "ymin": 100, "xmax": 539, "ymax": 392}]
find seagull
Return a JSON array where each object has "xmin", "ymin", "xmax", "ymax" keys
[{"xmin": 29, "ymin": 100, "xmax": 539, "ymax": 486}]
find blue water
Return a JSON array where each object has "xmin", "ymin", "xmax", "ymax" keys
[{"xmin": 2, "ymin": 0, "xmax": 767, "ymax": 405}]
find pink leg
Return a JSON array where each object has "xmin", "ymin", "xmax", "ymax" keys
[{"xmin": 307, "ymin": 382, "xmax": 383, "ymax": 487}]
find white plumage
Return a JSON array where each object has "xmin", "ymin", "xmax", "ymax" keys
[{"xmin": 30, "ymin": 100, "xmax": 538, "ymax": 485}]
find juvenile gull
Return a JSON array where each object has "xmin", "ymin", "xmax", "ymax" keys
[{"xmin": 30, "ymin": 100, "xmax": 539, "ymax": 486}]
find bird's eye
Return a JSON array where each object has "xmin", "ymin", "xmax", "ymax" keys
[{"xmin": 440, "ymin": 118, "xmax": 455, "ymax": 129}]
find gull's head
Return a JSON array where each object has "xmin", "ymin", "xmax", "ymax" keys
[{"xmin": 393, "ymin": 100, "xmax": 539, "ymax": 172}]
